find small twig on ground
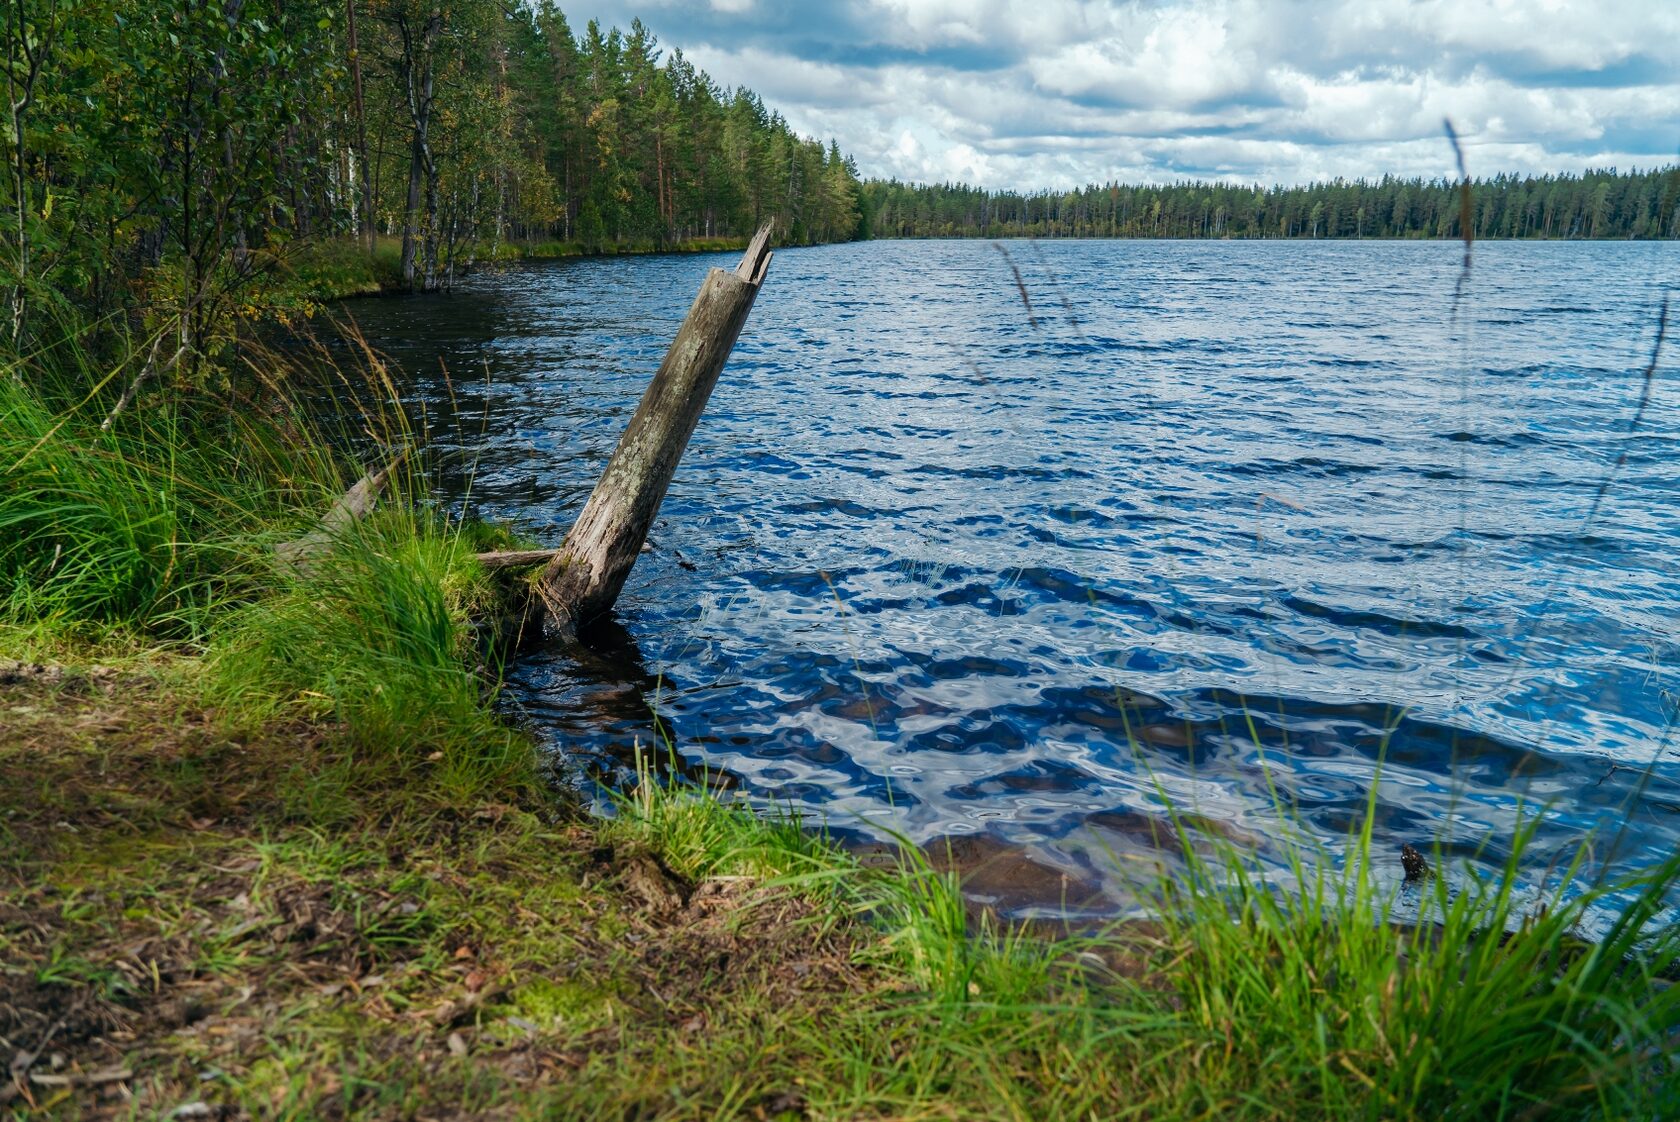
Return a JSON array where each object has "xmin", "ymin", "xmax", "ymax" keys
[
  {"xmin": 26, "ymin": 1067, "xmax": 133, "ymax": 1088},
  {"xmin": 2, "ymin": 990, "xmax": 91, "ymax": 1105}
]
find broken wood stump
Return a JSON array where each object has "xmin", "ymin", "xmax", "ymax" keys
[{"xmin": 537, "ymin": 223, "xmax": 775, "ymax": 632}]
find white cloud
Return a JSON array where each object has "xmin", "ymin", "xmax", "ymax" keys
[
  {"xmin": 1026, "ymin": 11, "xmax": 1267, "ymax": 108},
  {"xmin": 565, "ymin": 0, "xmax": 1680, "ymax": 188}
]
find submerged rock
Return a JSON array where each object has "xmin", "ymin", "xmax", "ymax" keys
[{"xmin": 1401, "ymin": 844, "xmax": 1433, "ymax": 883}]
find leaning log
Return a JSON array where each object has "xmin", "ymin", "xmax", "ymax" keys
[
  {"xmin": 275, "ymin": 450, "xmax": 409, "ymax": 572},
  {"xmin": 538, "ymin": 224, "xmax": 774, "ymax": 632}
]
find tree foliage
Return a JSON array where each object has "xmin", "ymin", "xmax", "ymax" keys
[
  {"xmin": 5, "ymin": 0, "xmax": 1674, "ymax": 384},
  {"xmin": 0, "ymin": 0, "xmax": 864, "ymax": 367}
]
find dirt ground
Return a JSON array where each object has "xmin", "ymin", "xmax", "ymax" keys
[{"xmin": 0, "ymin": 665, "xmax": 889, "ymax": 1120}]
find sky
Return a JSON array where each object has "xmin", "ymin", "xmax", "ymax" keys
[{"xmin": 557, "ymin": 0, "xmax": 1679, "ymax": 191}]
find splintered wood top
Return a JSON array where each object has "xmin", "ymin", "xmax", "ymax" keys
[{"xmin": 735, "ymin": 222, "xmax": 774, "ymax": 286}]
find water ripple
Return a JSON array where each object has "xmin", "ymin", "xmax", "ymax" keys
[{"xmin": 339, "ymin": 238, "xmax": 1680, "ymax": 916}]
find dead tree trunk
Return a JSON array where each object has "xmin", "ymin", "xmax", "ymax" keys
[
  {"xmin": 539, "ymin": 223, "xmax": 774, "ymax": 632},
  {"xmin": 274, "ymin": 451, "xmax": 408, "ymax": 573}
]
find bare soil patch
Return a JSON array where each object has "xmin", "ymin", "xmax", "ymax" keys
[{"xmin": 0, "ymin": 672, "xmax": 887, "ymax": 1119}]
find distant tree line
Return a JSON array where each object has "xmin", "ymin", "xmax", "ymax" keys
[{"xmin": 860, "ymin": 169, "xmax": 1680, "ymax": 241}]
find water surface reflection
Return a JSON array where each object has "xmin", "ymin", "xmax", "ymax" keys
[{"xmin": 336, "ymin": 239, "xmax": 1680, "ymax": 916}]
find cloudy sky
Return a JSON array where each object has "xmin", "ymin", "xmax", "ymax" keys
[{"xmin": 559, "ymin": 0, "xmax": 1678, "ymax": 191}]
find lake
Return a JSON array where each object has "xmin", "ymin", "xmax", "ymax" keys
[{"xmin": 336, "ymin": 238, "xmax": 1680, "ymax": 916}]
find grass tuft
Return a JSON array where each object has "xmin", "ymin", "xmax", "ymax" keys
[{"xmin": 206, "ymin": 509, "xmax": 531, "ymax": 801}]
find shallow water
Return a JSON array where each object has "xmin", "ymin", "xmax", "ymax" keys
[{"xmin": 336, "ymin": 238, "xmax": 1680, "ymax": 916}]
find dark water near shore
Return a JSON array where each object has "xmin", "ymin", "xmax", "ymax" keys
[{"xmin": 337, "ymin": 239, "xmax": 1679, "ymax": 917}]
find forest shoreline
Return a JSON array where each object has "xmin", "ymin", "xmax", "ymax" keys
[
  {"xmin": 291, "ymin": 224, "xmax": 1671, "ymax": 307},
  {"xmin": 285, "ymin": 233, "xmax": 760, "ymax": 303}
]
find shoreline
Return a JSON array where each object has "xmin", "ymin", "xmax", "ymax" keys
[
  {"xmin": 285, "ymin": 235, "xmax": 764, "ymax": 304},
  {"xmin": 287, "ymin": 229, "xmax": 1659, "ymax": 306},
  {"xmin": 3, "ymin": 345, "xmax": 1676, "ymax": 1119}
]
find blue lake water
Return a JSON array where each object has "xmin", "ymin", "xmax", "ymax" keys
[{"xmin": 337, "ymin": 238, "xmax": 1680, "ymax": 915}]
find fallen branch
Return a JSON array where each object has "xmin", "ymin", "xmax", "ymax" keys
[
  {"xmin": 475, "ymin": 548, "xmax": 561, "ymax": 570},
  {"xmin": 275, "ymin": 450, "xmax": 409, "ymax": 571},
  {"xmin": 100, "ymin": 334, "xmax": 187, "ymax": 432}
]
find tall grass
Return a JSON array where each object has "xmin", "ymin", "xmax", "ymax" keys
[
  {"xmin": 0, "ymin": 326, "xmax": 532, "ymax": 801},
  {"xmin": 1158, "ymin": 814, "xmax": 1680, "ymax": 1118},
  {"xmin": 608, "ymin": 749, "xmax": 1680, "ymax": 1119},
  {"xmin": 0, "ymin": 370, "xmax": 325, "ymax": 634},
  {"xmin": 206, "ymin": 509, "xmax": 530, "ymax": 798}
]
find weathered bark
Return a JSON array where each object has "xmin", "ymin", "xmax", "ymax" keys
[
  {"xmin": 396, "ymin": 11, "xmax": 439, "ymax": 292},
  {"xmin": 401, "ymin": 131, "xmax": 422, "ymax": 288},
  {"xmin": 100, "ymin": 331, "xmax": 186, "ymax": 432},
  {"xmin": 7, "ymin": 0, "xmax": 55, "ymax": 353},
  {"xmin": 539, "ymin": 223, "xmax": 774, "ymax": 631},
  {"xmin": 476, "ymin": 549, "xmax": 562, "ymax": 570}
]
